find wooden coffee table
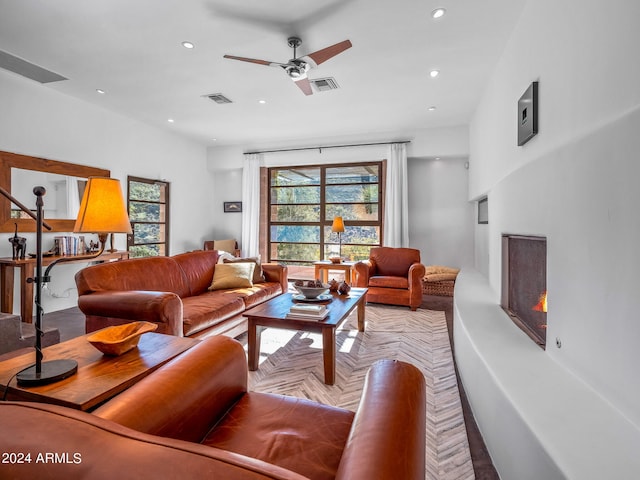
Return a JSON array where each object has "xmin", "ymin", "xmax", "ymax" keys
[
  {"xmin": 0, "ymin": 332, "xmax": 198, "ymax": 411},
  {"xmin": 244, "ymin": 287, "xmax": 367, "ymax": 385}
]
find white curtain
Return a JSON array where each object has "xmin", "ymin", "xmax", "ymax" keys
[
  {"xmin": 241, "ymin": 153, "xmax": 262, "ymax": 257},
  {"xmin": 383, "ymin": 143, "xmax": 409, "ymax": 247}
]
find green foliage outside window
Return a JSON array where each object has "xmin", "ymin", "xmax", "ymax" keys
[
  {"xmin": 269, "ymin": 163, "xmax": 382, "ymax": 265},
  {"xmin": 128, "ymin": 178, "xmax": 168, "ymax": 258}
]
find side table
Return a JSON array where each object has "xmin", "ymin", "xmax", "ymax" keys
[
  {"xmin": 313, "ymin": 261, "xmax": 356, "ymax": 284},
  {"xmin": 0, "ymin": 250, "xmax": 129, "ymax": 323},
  {"xmin": 0, "ymin": 332, "xmax": 197, "ymax": 411}
]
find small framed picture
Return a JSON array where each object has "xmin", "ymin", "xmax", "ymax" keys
[{"xmin": 223, "ymin": 201, "xmax": 242, "ymax": 213}]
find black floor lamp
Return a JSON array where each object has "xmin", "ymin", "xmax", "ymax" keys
[{"xmin": 0, "ymin": 177, "xmax": 131, "ymax": 386}]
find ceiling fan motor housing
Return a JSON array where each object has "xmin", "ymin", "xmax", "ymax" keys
[{"xmin": 284, "ymin": 59, "xmax": 310, "ymax": 78}]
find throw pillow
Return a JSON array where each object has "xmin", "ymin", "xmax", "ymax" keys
[
  {"xmin": 216, "ymin": 251, "xmax": 238, "ymax": 264},
  {"xmin": 208, "ymin": 263, "xmax": 255, "ymax": 291},
  {"xmin": 223, "ymin": 256, "xmax": 265, "ymax": 284}
]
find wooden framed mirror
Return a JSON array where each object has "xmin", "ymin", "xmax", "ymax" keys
[{"xmin": 0, "ymin": 150, "xmax": 110, "ymax": 232}]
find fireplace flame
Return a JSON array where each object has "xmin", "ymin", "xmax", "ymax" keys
[{"xmin": 533, "ymin": 291, "xmax": 547, "ymax": 313}]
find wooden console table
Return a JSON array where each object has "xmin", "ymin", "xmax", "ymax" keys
[
  {"xmin": 0, "ymin": 251, "xmax": 129, "ymax": 323},
  {"xmin": 0, "ymin": 332, "xmax": 197, "ymax": 411}
]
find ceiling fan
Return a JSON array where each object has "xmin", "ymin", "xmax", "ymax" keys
[{"xmin": 224, "ymin": 37, "xmax": 352, "ymax": 95}]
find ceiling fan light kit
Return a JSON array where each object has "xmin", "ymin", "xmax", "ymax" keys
[{"xmin": 224, "ymin": 36, "xmax": 352, "ymax": 96}]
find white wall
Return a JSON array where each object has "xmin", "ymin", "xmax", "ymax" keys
[
  {"xmin": 466, "ymin": 0, "xmax": 640, "ymax": 464},
  {"xmin": 408, "ymin": 157, "xmax": 474, "ymax": 269},
  {"xmin": 0, "ymin": 69, "xmax": 211, "ymax": 313},
  {"xmin": 206, "ymin": 126, "xmax": 473, "ymax": 262}
]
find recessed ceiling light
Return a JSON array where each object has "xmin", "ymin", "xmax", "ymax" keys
[
  {"xmin": 258, "ymin": 100, "xmax": 266, "ymax": 104},
  {"xmin": 167, "ymin": 118, "xmax": 175, "ymax": 123},
  {"xmin": 96, "ymin": 89, "xmax": 106, "ymax": 94},
  {"xmin": 212, "ymin": 138, "xmax": 217, "ymax": 142},
  {"xmin": 429, "ymin": 70, "xmax": 440, "ymax": 78},
  {"xmin": 428, "ymin": 106, "xmax": 437, "ymax": 111},
  {"xmin": 432, "ymin": 8, "xmax": 446, "ymax": 19},
  {"xmin": 181, "ymin": 41, "xmax": 194, "ymax": 49}
]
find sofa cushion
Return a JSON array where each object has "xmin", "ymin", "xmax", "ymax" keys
[
  {"xmin": 182, "ymin": 292, "xmax": 246, "ymax": 337},
  {"xmin": 209, "ymin": 263, "xmax": 255, "ymax": 290},
  {"xmin": 74, "ymin": 256, "xmax": 191, "ymax": 298},
  {"xmin": 238, "ymin": 283, "xmax": 283, "ymax": 309},
  {"xmin": 224, "ymin": 256, "xmax": 265, "ymax": 284},
  {"xmin": 173, "ymin": 250, "xmax": 219, "ymax": 296},
  {"xmin": 1, "ymin": 402, "xmax": 304, "ymax": 480},
  {"xmin": 203, "ymin": 392, "xmax": 355, "ymax": 480},
  {"xmin": 368, "ymin": 275, "xmax": 409, "ymax": 289}
]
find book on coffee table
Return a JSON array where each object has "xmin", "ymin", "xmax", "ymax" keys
[{"xmin": 286, "ymin": 303, "xmax": 329, "ymax": 320}]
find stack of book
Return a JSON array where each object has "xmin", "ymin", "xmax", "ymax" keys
[
  {"xmin": 53, "ymin": 235, "xmax": 86, "ymax": 256},
  {"xmin": 285, "ymin": 303, "xmax": 329, "ymax": 320}
]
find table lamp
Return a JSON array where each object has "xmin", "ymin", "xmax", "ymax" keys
[
  {"xmin": 72, "ymin": 176, "xmax": 133, "ymax": 254},
  {"xmin": 13, "ymin": 177, "xmax": 132, "ymax": 386},
  {"xmin": 331, "ymin": 216, "xmax": 345, "ymax": 262}
]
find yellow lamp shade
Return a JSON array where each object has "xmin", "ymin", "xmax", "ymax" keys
[
  {"xmin": 331, "ymin": 216, "xmax": 345, "ymax": 233},
  {"xmin": 74, "ymin": 177, "xmax": 132, "ymax": 234}
]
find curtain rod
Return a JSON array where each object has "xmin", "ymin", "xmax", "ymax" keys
[{"xmin": 245, "ymin": 140, "xmax": 411, "ymax": 155}]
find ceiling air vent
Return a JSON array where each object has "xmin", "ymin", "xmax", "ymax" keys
[
  {"xmin": 310, "ymin": 77, "xmax": 339, "ymax": 93},
  {"xmin": 0, "ymin": 49, "xmax": 67, "ymax": 84},
  {"xmin": 204, "ymin": 93, "xmax": 233, "ymax": 104}
]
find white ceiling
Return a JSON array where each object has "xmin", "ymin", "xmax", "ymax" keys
[{"xmin": 0, "ymin": 0, "xmax": 526, "ymax": 149}]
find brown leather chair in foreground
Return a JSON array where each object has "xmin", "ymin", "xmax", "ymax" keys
[
  {"xmin": 0, "ymin": 335, "xmax": 426, "ymax": 480},
  {"xmin": 354, "ymin": 247, "xmax": 426, "ymax": 311}
]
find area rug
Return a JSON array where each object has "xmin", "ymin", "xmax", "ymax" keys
[{"xmin": 238, "ymin": 304, "xmax": 475, "ymax": 480}]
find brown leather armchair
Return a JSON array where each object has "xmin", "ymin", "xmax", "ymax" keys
[{"xmin": 354, "ymin": 247, "xmax": 426, "ymax": 311}]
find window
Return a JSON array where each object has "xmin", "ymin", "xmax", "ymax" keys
[
  {"xmin": 268, "ymin": 162, "xmax": 382, "ymax": 267},
  {"xmin": 127, "ymin": 176, "xmax": 169, "ymax": 257}
]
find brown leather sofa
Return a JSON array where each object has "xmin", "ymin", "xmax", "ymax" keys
[
  {"xmin": 75, "ymin": 250, "xmax": 287, "ymax": 338},
  {"xmin": 0, "ymin": 335, "xmax": 426, "ymax": 479},
  {"xmin": 353, "ymin": 247, "xmax": 426, "ymax": 311}
]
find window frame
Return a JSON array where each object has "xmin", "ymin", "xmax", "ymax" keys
[
  {"xmin": 126, "ymin": 175, "xmax": 170, "ymax": 257},
  {"xmin": 266, "ymin": 161, "xmax": 384, "ymax": 266}
]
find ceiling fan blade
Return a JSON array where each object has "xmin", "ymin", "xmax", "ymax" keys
[
  {"xmin": 305, "ymin": 39, "xmax": 352, "ymax": 66},
  {"xmin": 293, "ymin": 76, "xmax": 313, "ymax": 96},
  {"xmin": 223, "ymin": 55, "xmax": 286, "ymax": 68}
]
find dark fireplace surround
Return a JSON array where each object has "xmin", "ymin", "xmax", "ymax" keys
[{"xmin": 501, "ymin": 234, "xmax": 547, "ymax": 349}]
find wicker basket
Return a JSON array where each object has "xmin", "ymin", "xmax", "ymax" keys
[{"xmin": 422, "ymin": 279, "xmax": 455, "ymax": 297}]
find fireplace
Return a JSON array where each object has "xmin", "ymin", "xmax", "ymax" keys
[{"xmin": 501, "ymin": 234, "xmax": 547, "ymax": 348}]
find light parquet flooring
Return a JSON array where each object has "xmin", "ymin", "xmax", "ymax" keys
[{"xmin": 238, "ymin": 304, "xmax": 475, "ymax": 480}]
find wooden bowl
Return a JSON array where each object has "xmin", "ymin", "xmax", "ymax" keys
[{"xmin": 87, "ymin": 321, "xmax": 158, "ymax": 356}]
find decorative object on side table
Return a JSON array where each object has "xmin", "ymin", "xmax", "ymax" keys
[
  {"xmin": 87, "ymin": 321, "xmax": 158, "ymax": 356},
  {"xmin": 8, "ymin": 223, "xmax": 27, "ymax": 259},
  {"xmin": 330, "ymin": 216, "xmax": 345, "ymax": 263}
]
